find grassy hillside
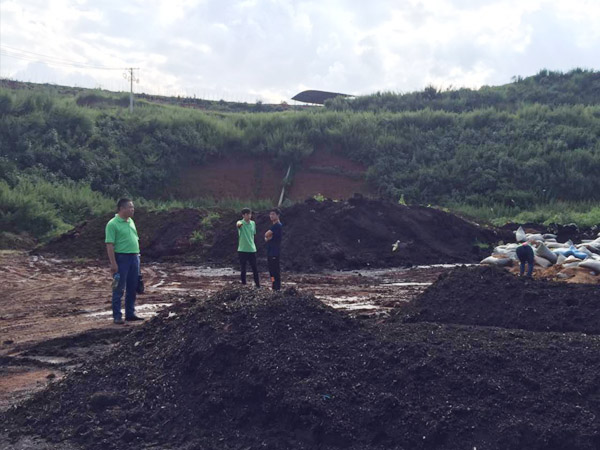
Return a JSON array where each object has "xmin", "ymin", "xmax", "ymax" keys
[
  {"xmin": 1, "ymin": 68, "xmax": 599, "ymax": 241},
  {"xmin": 326, "ymin": 68, "xmax": 600, "ymax": 112}
]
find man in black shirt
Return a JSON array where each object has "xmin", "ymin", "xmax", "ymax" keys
[
  {"xmin": 264, "ymin": 208, "xmax": 283, "ymax": 291},
  {"xmin": 516, "ymin": 240, "xmax": 535, "ymax": 277}
]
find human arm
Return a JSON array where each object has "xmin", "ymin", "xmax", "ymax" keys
[
  {"xmin": 106, "ymin": 243, "xmax": 118, "ymax": 274},
  {"xmin": 265, "ymin": 230, "xmax": 273, "ymax": 242},
  {"xmin": 105, "ymin": 221, "xmax": 118, "ymax": 274}
]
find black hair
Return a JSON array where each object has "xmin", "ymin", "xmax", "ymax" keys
[
  {"xmin": 117, "ymin": 198, "xmax": 132, "ymax": 211},
  {"xmin": 270, "ymin": 208, "xmax": 281, "ymax": 216},
  {"xmin": 241, "ymin": 207, "xmax": 252, "ymax": 215}
]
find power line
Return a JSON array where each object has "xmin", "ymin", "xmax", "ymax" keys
[{"xmin": 0, "ymin": 45, "xmax": 126, "ymax": 70}]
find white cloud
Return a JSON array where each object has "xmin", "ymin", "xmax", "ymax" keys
[{"xmin": 1, "ymin": 0, "xmax": 599, "ymax": 102}]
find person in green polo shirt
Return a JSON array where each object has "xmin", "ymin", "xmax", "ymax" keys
[
  {"xmin": 105, "ymin": 198, "xmax": 143, "ymax": 324},
  {"xmin": 236, "ymin": 207, "xmax": 260, "ymax": 288}
]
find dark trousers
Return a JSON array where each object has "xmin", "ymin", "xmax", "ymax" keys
[
  {"xmin": 516, "ymin": 245, "xmax": 534, "ymax": 277},
  {"xmin": 112, "ymin": 253, "xmax": 139, "ymax": 320},
  {"xmin": 268, "ymin": 256, "xmax": 281, "ymax": 291},
  {"xmin": 239, "ymin": 252, "xmax": 260, "ymax": 287}
]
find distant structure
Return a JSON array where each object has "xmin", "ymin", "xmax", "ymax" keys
[{"xmin": 292, "ymin": 90, "xmax": 352, "ymax": 105}]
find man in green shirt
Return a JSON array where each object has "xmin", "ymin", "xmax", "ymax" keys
[
  {"xmin": 105, "ymin": 198, "xmax": 143, "ymax": 324},
  {"xmin": 236, "ymin": 207, "xmax": 260, "ymax": 288}
]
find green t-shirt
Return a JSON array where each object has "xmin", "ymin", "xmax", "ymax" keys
[
  {"xmin": 105, "ymin": 214, "xmax": 140, "ymax": 254},
  {"xmin": 237, "ymin": 219, "xmax": 256, "ymax": 253}
]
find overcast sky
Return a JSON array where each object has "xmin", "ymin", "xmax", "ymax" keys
[{"xmin": 1, "ymin": 0, "xmax": 599, "ymax": 103}]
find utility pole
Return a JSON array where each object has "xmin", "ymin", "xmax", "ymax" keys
[{"xmin": 123, "ymin": 68, "xmax": 139, "ymax": 113}]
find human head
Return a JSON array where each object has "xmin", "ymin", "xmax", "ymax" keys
[
  {"xmin": 117, "ymin": 198, "xmax": 134, "ymax": 218},
  {"xmin": 241, "ymin": 207, "xmax": 252, "ymax": 220},
  {"xmin": 269, "ymin": 208, "xmax": 281, "ymax": 223}
]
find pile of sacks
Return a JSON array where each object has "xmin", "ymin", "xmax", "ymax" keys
[{"xmin": 481, "ymin": 226, "xmax": 600, "ymax": 277}]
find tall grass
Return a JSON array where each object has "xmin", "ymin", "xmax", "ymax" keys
[
  {"xmin": 0, "ymin": 176, "xmax": 279, "ymax": 242},
  {"xmin": 450, "ymin": 201, "xmax": 600, "ymax": 227},
  {"xmin": 0, "ymin": 177, "xmax": 115, "ymax": 239},
  {"xmin": 137, "ymin": 196, "xmax": 277, "ymax": 212}
]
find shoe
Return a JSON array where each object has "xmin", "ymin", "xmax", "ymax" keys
[
  {"xmin": 125, "ymin": 315, "xmax": 144, "ymax": 321},
  {"xmin": 114, "ymin": 318, "xmax": 125, "ymax": 325}
]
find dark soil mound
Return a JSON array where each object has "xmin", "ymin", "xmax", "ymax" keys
[
  {"xmin": 401, "ymin": 265, "xmax": 600, "ymax": 334},
  {"xmin": 4, "ymin": 286, "xmax": 600, "ymax": 450},
  {"xmin": 0, "ymin": 232, "xmax": 37, "ymax": 250},
  {"xmin": 209, "ymin": 196, "xmax": 510, "ymax": 271},
  {"xmin": 38, "ymin": 197, "xmax": 510, "ymax": 271},
  {"xmin": 39, "ymin": 208, "xmax": 208, "ymax": 260}
]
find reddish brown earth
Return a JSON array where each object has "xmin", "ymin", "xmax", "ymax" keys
[
  {"xmin": 167, "ymin": 151, "xmax": 370, "ymax": 201},
  {"xmin": 168, "ymin": 155, "xmax": 287, "ymax": 200},
  {"xmin": 287, "ymin": 151, "xmax": 371, "ymax": 200}
]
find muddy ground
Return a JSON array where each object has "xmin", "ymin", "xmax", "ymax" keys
[
  {"xmin": 0, "ymin": 251, "xmax": 444, "ymax": 414},
  {"xmin": 2, "ymin": 259, "xmax": 600, "ymax": 449},
  {"xmin": 39, "ymin": 196, "xmax": 511, "ymax": 271}
]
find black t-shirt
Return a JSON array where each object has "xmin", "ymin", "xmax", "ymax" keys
[
  {"xmin": 266, "ymin": 222, "xmax": 283, "ymax": 257},
  {"xmin": 516, "ymin": 243, "xmax": 534, "ymax": 262}
]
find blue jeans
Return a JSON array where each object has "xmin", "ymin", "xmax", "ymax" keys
[{"xmin": 112, "ymin": 253, "xmax": 140, "ymax": 320}]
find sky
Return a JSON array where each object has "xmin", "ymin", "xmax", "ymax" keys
[{"xmin": 1, "ymin": 0, "xmax": 599, "ymax": 103}]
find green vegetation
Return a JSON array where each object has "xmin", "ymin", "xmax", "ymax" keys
[
  {"xmin": 0, "ymin": 177, "xmax": 115, "ymax": 239},
  {"xmin": 326, "ymin": 68, "xmax": 600, "ymax": 113},
  {"xmin": 189, "ymin": 211, "xmax": 221, "ymax": 244},
  {"xmin": 450, "ymin": 200, "xmax": 600, "ymax": 228},
  {"xmin": 1, "ymin": 68, "xmax": 600, "ymax": 241},
  {"xmin": 189, "ymin": 230, "xmax": 205, "ymax": 244},
  {"xmin": 0, "ymin": 175, "xmax": 273, "ymax": 243}
]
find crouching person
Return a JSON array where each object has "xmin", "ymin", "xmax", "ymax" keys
[{"xmin": 516, "ymin": 240, "xmax": 535, "ymax": 277}]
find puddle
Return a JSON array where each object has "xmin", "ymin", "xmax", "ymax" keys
[
  {"xmin": 333, "ymin": 263, "xmax": 471, "ymax": 275},
  {"xmin": 178, "ymin": 266, "xmax": 237, "ymax": 277},
  {"xmin": 320, "ymin": 295, "xmax": 390, "ymax": 311},
  {"xmin": 85, "ymin": 303, "xmax": 172, "ymax": 318},
  {"xmin": 18, "ymin": 355, "xmax": 71, "ymax": 365},
  {"xmin": 410, "ymin": 263, "xmax": 475, "ymax": 270}
]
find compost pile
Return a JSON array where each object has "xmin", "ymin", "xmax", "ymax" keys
[
  {"xmin": 4, "ymin": 281, "xmax": 600, "ymax": 450},
  {"xmin": 39, "ymin": 208, "xmax": 208, "ymax": 260},
  {"xmin": 209, "ymin": 196, "xmax": 509, "ymax": 271},
  {"xmin": 401, "ymin": 265, "xmax": 600, "ymax": 334},
  {"xmin": 39, "ymin": 196, "xmax": 510, "ymax": 271}
]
